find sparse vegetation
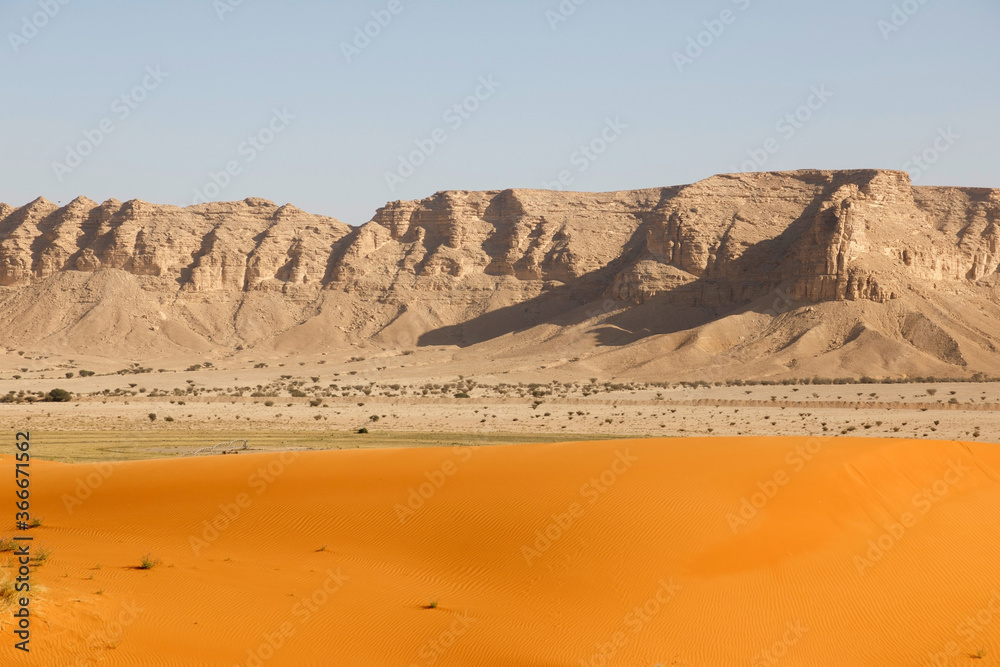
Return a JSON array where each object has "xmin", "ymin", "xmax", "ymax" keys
[
  {"xmin": 138, "ymin": 553, "xmax": 161, "ymax": 570},
  {"xmin": 33, "ymin": 546, "xmax": 51, "ymax": 564}
]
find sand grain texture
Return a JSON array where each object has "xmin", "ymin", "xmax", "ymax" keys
[{"xmin": 1, "ymin": 437, "xmax": 999, "ymax": 665}]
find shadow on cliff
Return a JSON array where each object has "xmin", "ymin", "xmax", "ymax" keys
[{"xmin": 418, "ymin": 177, "xmax": 843, "ymax": 349}]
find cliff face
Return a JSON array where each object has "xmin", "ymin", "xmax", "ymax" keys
[
  {"xmin": 611, "ymin": 170, "xmax": 1000, "ymax": 306},
  {"xmin": 0, "ymin": 196, "xmax": 353, "ymax": 292},
  {"xmin": 1, "ymin": 169, "xmax": 999, "ymax": 378}
]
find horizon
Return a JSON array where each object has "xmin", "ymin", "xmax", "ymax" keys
[{"xmin": 3, "ymin": 167, "xmax": 995, "ymax": 227}]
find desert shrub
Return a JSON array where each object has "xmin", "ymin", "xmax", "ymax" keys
[
  {"xmin": 138, "ymin": 553, "xmax": 161, "ymax": 570},
  {"xmin": 0, "ymin": 578, "xmax": 15, "ymax": 604},
  {"xmin": 46, "ymin": 388, "xmax": 72, "ymax": 402}
]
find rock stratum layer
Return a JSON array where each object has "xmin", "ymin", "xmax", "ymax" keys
[{"xmin": 2, "ymin": 170, "xmax": 999, "ymax": 381}]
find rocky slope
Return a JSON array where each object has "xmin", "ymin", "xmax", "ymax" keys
[{"xmin": 1, "ymin": 170, "xmax": 998, "ymax": 380}]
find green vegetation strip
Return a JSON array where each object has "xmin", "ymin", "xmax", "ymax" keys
[{"xmin": 24, "ymin": 430, "xmax": 626, "ymax": 464}]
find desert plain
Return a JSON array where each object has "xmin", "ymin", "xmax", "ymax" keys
[{"xmin": 1, "ymin": 169, "xmax": 999, "ymax": 664}]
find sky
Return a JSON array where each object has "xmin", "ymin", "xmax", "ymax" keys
[{"xmin": 1, "ymin": 0, "xmax": 997, "ymax": 224}]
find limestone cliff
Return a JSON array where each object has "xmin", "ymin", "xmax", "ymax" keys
[{"xmin": 1, "ymin": 170, "xmax": 998, "ymax": 380}]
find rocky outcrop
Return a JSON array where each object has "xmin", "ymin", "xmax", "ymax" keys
[
  {"xmin": 0, "ymin": 170, "xmax": 998, "ymax": 362},
  {"xmin": 608, "ymin": 170, "xmax": 1000, "ymax": 308}
]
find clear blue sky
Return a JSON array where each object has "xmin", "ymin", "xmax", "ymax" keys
[{"xmin": 1, "ymin": 0, "xmax": 997, "ymax": 224}]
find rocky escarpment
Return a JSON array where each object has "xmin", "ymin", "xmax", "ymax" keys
[
  {"xmin": 1, "ymin": 169, "xmax": 998, "ymax": 378},
  {"xmin": 3, "ymin": 170, "xmax": 997, "ymax": 302},
  {"xmin": 0, "ymin": 196, "xmax": 353, "ymax": 292},
  {"xmin": 610, "ymin": 170, "xmax": 1000, "ymax": 306}
]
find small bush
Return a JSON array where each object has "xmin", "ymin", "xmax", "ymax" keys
[
  {"xmin": 0, "ymin": 578, "xmax": 16, "ymax": 604},
  {"xmin": 357, "ymin": 427, "xmax": 369, "ymax": 434},
  {"xmin": 148, "ymin": 413, "xmax": 157, "ymax": 422},
  {"xmin": 138, "ymin": 553, "xmax": 161, "ymax": 570}
]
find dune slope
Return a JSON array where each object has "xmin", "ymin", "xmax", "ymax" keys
[{"xmin": 1, "ymin": 437, "xmax": 999, "ymax": 665}]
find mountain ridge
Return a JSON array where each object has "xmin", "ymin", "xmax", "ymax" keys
[{"xmin": 2, "ymin": 169, "xmax": 998, "ymax": 381}]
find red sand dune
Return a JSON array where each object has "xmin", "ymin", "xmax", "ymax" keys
[{"xmin": 2, "ymin": 437, "xmax": 1000, "ymax": 665}]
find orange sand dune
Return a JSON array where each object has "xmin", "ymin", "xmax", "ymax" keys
[{"xmin": 2, "ymin": 437, "xmax": 1000, "ymax": 665}]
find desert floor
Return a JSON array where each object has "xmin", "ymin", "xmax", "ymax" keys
[
  {"xmin": 1, "ymin": 437, "xmax": 999, "ymax": 665},
  {"xmin": 1, "ymin": 352, "xmax": 999, "ymax": 456},
  {"xmin": 1, "ymin": 354, "xmax": 999, "ymax": 664}
]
